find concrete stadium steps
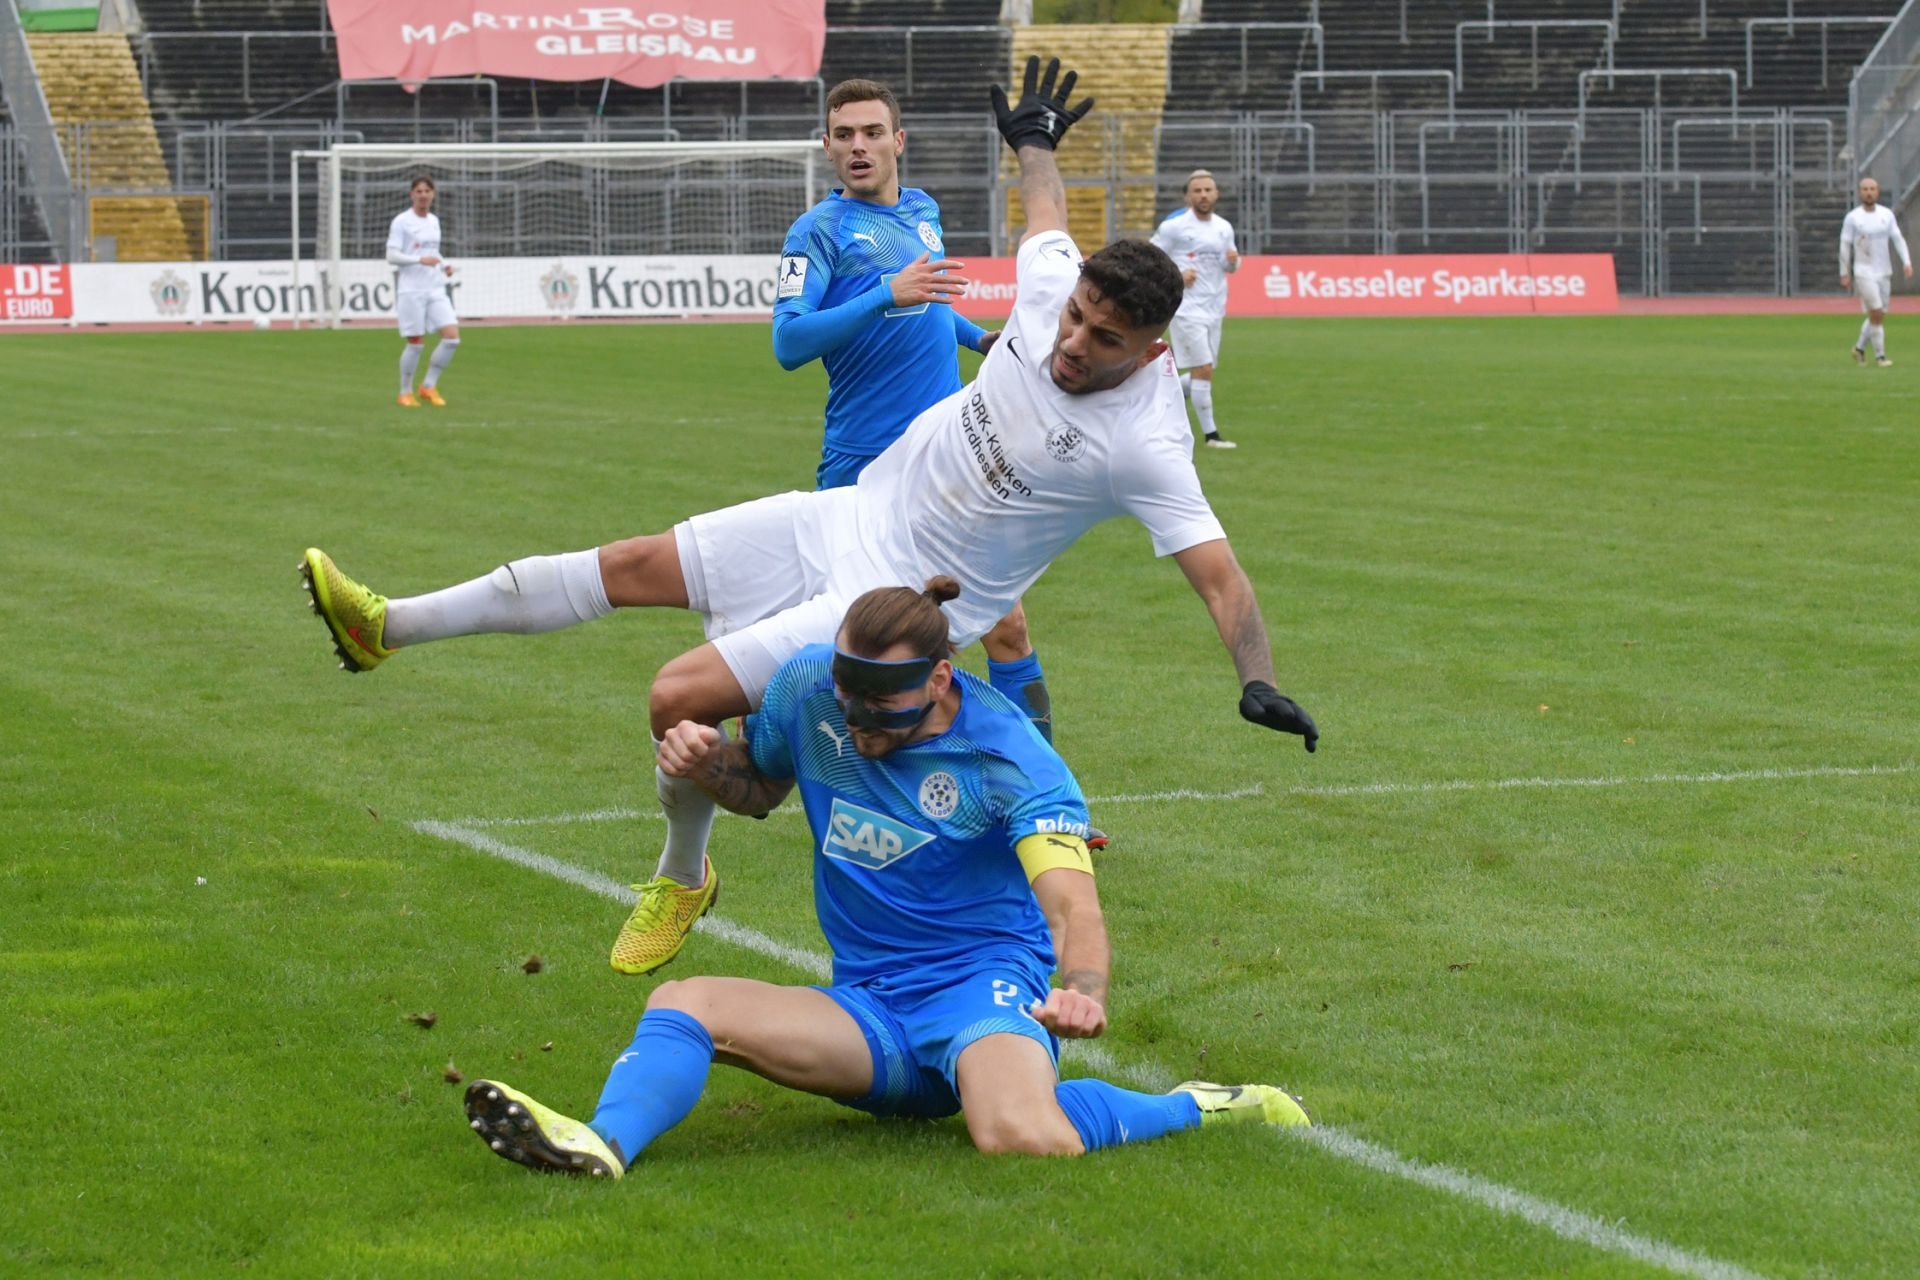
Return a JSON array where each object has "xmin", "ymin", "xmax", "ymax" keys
[
  {"xmin": 24, "ymin": 32, "xmax": 197, "ymax": 261},
  {"xmin": 133, "ymin": 0, "xmax": 334, "ymax": 120},
  {"xmin": 1007, "ymin": 24, "xmax": 1170, "ymax": 248},
  {"xmin": 827, "ymin": 0, "xmax": 1000, "ymax": 24}
]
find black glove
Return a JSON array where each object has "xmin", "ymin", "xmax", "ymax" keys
[
  {"xmin": 1239, "ymin": 681, "xmax": 1318, "ymax": 753},
  {"xmin": 991, "ymin": 55, "xmax": 1094, "ymax": 152}
]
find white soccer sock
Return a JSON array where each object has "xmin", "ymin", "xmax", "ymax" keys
[
  {"xmin": 1871, "ymin": 323, "xmax": 1887, "ymax": 358},
  {"xmin": 422, "ymin": 337, "xmax": 460, "ymax": 388},
  {"xmin": 399, "ymin": 343, "xmax": 422, "ymax": 394},
  {"xmin": 1858, "ymin": 318, "xmax": 1874, "ymax": 351},
  {"xmin": 653, "ymin": 730, "xmax": 717, "ymax": 887},
  {"xmin": 1190, "ymin": 378, "xmax": 1217, "ymax": 435},
  {"xmin": 383, "ymin": 548, "xmax": 612, "ymax": 647}
]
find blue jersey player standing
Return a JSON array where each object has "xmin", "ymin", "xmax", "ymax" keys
[
  {"xmin": 462, "ymin": 578, "xmax": 1309, "ymax": 1175},
  {"xmin": 772, "ymin": 80, "xmax": 1074, "ymax": 803}
]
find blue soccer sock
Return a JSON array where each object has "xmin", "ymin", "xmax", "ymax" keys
[
  {"xmin": 1054, "ymin": 1079, "xmax": 1201, "ymax": 1152},
  {"xmin": 987, "ymin": 651, "xmax": 1054, "ymax": 743},
  {"xmin": 587, "ymin": 1008, "xmax": 715, "ymax": 1164}
]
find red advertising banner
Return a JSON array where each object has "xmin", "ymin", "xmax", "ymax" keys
[
  {"xmin": 327, "ymin": 1, "xmax": 826, "ymax": 89},
  {"xmin": 950, "ymin": 252, "xmax": 1617, "ymax": 320},
  {"xmin": 0, "ymin": 263, "xmax": 73, "ymax": 321}
]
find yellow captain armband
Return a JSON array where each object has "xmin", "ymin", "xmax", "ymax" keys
[{"xmin": 1015, "ymin": 832, "xmax": 1095, "ymax": 883}]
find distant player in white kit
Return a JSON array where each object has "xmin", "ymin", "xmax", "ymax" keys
[
  {"xmin": 1840, "ymin": 175, "xmax": 1912, "ymax": 368},
  {"xmin": 388, "ymin": 174, "xmax": 460, "ymax": 406},
  {"xmin": 1152, "ymin": 170, "xmax": 1239, "ymax": 448}
]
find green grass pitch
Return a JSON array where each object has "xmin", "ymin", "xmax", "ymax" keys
[{"xmin": 3, "ymin": 316, "xmax": 1916, "ymax": 1277}]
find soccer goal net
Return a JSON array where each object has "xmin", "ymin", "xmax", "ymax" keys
[{"xmin": 291, "ymin": 141, "xmax": 824, "ymax": 328}]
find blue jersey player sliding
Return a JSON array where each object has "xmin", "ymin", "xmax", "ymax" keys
[
  {"xmin": 773, "ymin": 77, "xmax": 1076, "ymax": 802},
  {"xmin": 463, "ymin": 578, "xmax": 1309, "ymax": 1174}
]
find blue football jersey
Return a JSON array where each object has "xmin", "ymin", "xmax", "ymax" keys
[
  {"xmin": 749, "ymin": 645, "xmax": 1093, "ymax": 986},
  {"xmin": 775, "ymin": 188, "xmax": 968, "ymax": 458}
]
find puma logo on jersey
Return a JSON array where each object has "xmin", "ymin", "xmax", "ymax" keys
[
  {"xmin": 851, "ymin": 232, "xmax": 879, "ymax": 246},
  {"xmin": 817, "ymin": 719, "xmax": 849, "ymax": 757}
]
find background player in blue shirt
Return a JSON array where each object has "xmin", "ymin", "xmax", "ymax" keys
[
  {"xmin": 773, "ymin": 78, "xmax": 1071, "ymax": 797},
  {"xmin": 463, "ymin": 578, "xmax": 1308, "ymax": 1175}
]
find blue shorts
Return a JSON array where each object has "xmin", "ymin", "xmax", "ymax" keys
[
  {"xmin": 819, "ymin": 958, "xmax": 1060, "ymax": 1119},
  {"xmin": 815, "ymin": 446, "xmax": 879, "ymax": 491}
]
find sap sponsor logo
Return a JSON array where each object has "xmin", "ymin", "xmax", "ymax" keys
[
  {"xmin": 150, "ymin": 270, "xmax": 192, "ymax": 316},
  {"xmin": 823, "ymin": 797, "xmax": 936, "ymax": 871},
  {"xmin": 540, "ymin": 262, "xmax": 581, "ymax": 311},
  {"xmin": 586, "ymin": 263, "xmax": 779, "ymax": 313},
  {"xmin": 1035, "ymin": 813, "xmax": 1091, "ymax": 840}
]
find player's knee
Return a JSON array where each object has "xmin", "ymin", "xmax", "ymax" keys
[
  {"xmin": 407, "ymin": 336, "xmax": 424, "ymax": 346},
  {"xmin": 966, "ymin": 1112, "xmax": 1082, "ymax": 1157},
  {"xmin": 1192, "ymin": 364, "xmax": 1214, "ymax": 380}
]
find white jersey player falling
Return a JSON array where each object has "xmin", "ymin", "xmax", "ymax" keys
[
  {"xmin": 1839, "ymin": 180, "xmax": 1911, "ymax": 366},
  {"xmin": 1151, "ymin": 172, "xmax": 1240, "ymax": 448},
  {"xmin": 855, "ymin": 228, "xmax": 1224, "ymax": 645},
  {"xmin": 385, "ymin": 176, "xmax": 461, "ymax": 405}
]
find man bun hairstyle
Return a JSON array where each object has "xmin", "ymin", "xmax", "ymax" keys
[
  {"xmin": 1080, "ymin": 239, "xmax": 1184, "ymax": 331},
  {"xmin": 840, "ymin": 576, "xmax": 960, "ymax": 662},
  {"xmin": 825, "ymin": 78, "xmax": 901, "ymax": 132}
]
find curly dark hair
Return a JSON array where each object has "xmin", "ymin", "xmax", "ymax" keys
[{"xmin": 1080, "ymin": 239, "xmax": 1184, "ymax": 331}]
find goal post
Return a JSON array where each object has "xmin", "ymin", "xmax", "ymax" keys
[{"xmin": 291, "ymin": 140, "xmax": 824, "ymax": 329}]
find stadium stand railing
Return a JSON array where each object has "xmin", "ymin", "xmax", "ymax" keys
[
  {"xmin": 0, "ymin": 0, "xmax": 1908, "ymax": 294},
  {"xmin": 1850, "ymin": 1, "xmax": 1920, "ymax": 212}
]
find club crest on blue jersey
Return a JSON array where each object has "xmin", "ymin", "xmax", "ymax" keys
[
  {"xmin": 917, "ymin": 220, "xmax": 942, "ymax": 253},
  {"xmin": 823, "ymin": 797, "xmax": 937, "ymax": 871}
]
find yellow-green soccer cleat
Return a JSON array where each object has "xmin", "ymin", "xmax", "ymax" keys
[
  {"xmin": 417, "ymin": 385, "xmax": 446, "ymax": 407},
  {"xmin": 1172, "ymin": 1080, "xmax": 1311, "ymax": 1128},
  {"xmin": 464, "ymin": 1079, "xmax": 625, "ymax": 1179},
  {"xmin": 610, "ymin": 856, "xmax": 719, "ymax": 975},
  {"xmin": 298, "ymin": 548, "xmax": 396, "ymax": 673}
]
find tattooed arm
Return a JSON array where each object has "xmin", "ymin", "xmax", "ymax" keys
[
  {"xmin": 656, "ymin": 721, "xmax": 795, "ymax": 817},
  {"xmin": 1027, "ymin": 866, "xmax": 1109, "ymax": 1039},
  {"xmin": 1172, "ymin": 539, "xmax": 1277, "ymax": 687}
]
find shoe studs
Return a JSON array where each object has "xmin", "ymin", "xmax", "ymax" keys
[
  {"xmin": 470, "ymin": 1119, "xmax": 483, "ymax": 1131},
  {"xmin": 487, "ymin": 1089, "xmax": 500, "ymax": 1102},
  {"xmin": 489, "ymin": 1140, "xmax": 503, "ymax": 1151}
]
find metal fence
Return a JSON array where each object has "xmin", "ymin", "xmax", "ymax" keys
[
  {"xmin": 0, "ymin": 106, "xmax": 1865, "ymax": 295},
  {"xmin": 1849, "ymin": 0, "xmax": 1920, "ymax": 210}
]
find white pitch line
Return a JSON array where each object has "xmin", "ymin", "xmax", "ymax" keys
[
  {"xmin": 446, "ymin": 763, "xmax": 1912, "ymax": 830},
  {"xmin": 411, "ymin": 821, "xmax": 828, "ymax": 979},
  {"xmin": 1284, "ymin": 762, "xmax": 1914, "ymax": 800},
  {"xmin": 413, "ymin": 818, "xmax": 1772, "ymax": 1280},
  {"xmin": 1295, "ymin": 1128, "xmax": 1766, "ymax": 1280},
  {"xmin": 458, "ymin": 784, "xmax": 1267, "ymax": 829}
]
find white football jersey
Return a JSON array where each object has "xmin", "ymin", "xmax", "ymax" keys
[
  {"xmin": 1152, "ymin": 208, "xmax": 1237, "ymax": 321},
  {"xmin": 853, "ymin": 229, "xmax": 1226, "ymax": 646},
  {"xmin": 1840, "ymin": 205, "xmax": 1910, "ymax": 278},
  {"xmin": 387, "ymin": 208, "xmax": 444, "ymax": 295}
]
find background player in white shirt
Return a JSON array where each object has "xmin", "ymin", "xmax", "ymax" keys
[
  {"xmin": 1152, "ymin": 170, "xmax": 1239, "ymax": 448},
  {"xmin": 1840, "ymin": 175, "xmax": 1912, "ymax": 368},
  {"xmin": 300, "ymin": 56, "xmax": 1317, "ymax": 976},
  {"xmin": 387, "ymin": 175, "xmax": 460, "ymax": 406}
]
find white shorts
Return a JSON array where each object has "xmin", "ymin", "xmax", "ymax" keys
[
  {"xmin": 397, "ymin": 291, "xmax": 457, "ymax": 337},
  {"xmin": 678, "ymin": 487, "xmax": 898, "ymax": 705},
  {"xmin": 1855, "ymin": 274, "xmax": 1893, "ymax": 313},
  {"xmin": 1169, "ymin": 313, "xmax": 1223, "ymax": 370}
]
